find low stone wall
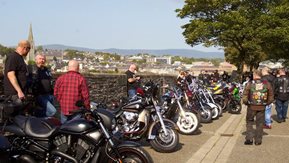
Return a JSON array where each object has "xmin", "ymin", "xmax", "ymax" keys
[{"xmin": 0, "ymin": 73, "xmax": 176, "ymax": 102}]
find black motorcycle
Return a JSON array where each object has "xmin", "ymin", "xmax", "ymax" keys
[{"xmin": 0, "ymin": 100, "xmax": 153, "ymax": 163}]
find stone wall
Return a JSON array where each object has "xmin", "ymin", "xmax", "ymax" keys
[{"xmin": 0, "ymin": 73, "xmax": 176, "ymax": 102}]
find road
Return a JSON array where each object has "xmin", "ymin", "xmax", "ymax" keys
[{"xmin": 143, "ymin": 110, "xmax": 239, "ymax": 163}]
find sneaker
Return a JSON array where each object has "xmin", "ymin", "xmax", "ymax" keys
[
  {"xmin": 263, "ymin": 125, "xmax": 272, "ymax": 129},
  {"xmin": 244, "ymin": 140, "xmax": 253, "ymax": 145}
]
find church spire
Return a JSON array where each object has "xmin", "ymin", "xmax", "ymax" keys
[{"xmin": 26, "ymin": 23, "xmax": 35, "ymax": 63}]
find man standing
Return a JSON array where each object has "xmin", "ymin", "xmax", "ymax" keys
[
  {"xmin": 261, "ymin": 67, "xmax": 275, "ymax": 129},
  {"xmin": 274, "ymin": 68, "xmax": 289, "ymax": 123},
  {"xmin": 125, "ymin": 64, "xmax": 140, "ymax": 98},
  {"xmin": 28, "ymin": 54, "xmax": 56, "ymax": 117},
  {"xmin": 4, "ymin": 40, "xmax": 31, "ymax": 103},
  {"xmin": 242, "ymin": 70, "xmax": 274, "ymax": 145},
  {"xmin": 54, "ymin": 60, "xmax": 90, "ymax": 123}
]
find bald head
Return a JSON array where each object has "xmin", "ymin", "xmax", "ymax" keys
[
  {"xmin": 16, "ymin": 40, "xmax": 31, "ymax": 56},
  {"xmin": 129, "ymin": 64, "xmax": 137, "ymax": 72},
  {"xmin": 18, "ymin": 40, "xmax": 30, "ymax": 47},
  {"xmin": 68, "ymin": 60, "xmax": 79, "ymax": 72}
]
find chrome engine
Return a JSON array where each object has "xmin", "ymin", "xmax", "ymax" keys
[
  {"xmin": 53, "ymin": 135, "xmax": 93, "ymax": 163},
  {"xmin": 120, "ymin": 111, "xmax": 140, "ymax": 132},
  {"xmin": 123, "ymin": 111, "xmax": 138, "ymax": 122}
]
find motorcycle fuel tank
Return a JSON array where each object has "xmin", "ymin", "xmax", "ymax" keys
[
  {"xmin": 122, "ymin": 99, "xmax": 142, "ymax": 113},
  {"xmin": 60, "ymin": 118, "xmax": 97, "ymax": 133}
]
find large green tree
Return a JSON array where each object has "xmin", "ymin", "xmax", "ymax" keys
[
  {"xmin": 176, "ymin": 0, "xmax": 289, "ymax": 72},
  {"xmin": 258, "ymin": 1, "xmax": 289, "ymax": 61}
]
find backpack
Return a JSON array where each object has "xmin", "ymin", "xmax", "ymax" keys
[
  {"xmin": 277, "ymin": 76, "xmax": 289, "ymax": 94},
  {"xmin": 248, "ymin": 80, "xmax": 268, "ymax": 105}
]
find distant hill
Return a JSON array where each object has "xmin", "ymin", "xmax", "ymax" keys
[{"xmin": 42, "ymin": 44, "xmax": 224, "ymax": 58}]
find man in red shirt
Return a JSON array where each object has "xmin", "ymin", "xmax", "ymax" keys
[{"xmin": 54, "ymin": 60, "xmax": 90, "ymax": 123}]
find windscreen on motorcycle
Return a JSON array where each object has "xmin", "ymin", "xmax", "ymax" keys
[{"xmin": 143, "ymin": 81, "xmax": 159, "ymax": 98}]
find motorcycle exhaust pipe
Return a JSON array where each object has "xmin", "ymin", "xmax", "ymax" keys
[
  {"xmin": 51, "ymin": 150, "xmax": 78, "ymax": 163},
  {"xmin": 19, "ymin": 155, "xmax": 37, "ymax": 163}
]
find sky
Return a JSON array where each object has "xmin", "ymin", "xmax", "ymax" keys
[{"xmin": 0, "ymin": 0, "xmax": 222, "ymax": 52}]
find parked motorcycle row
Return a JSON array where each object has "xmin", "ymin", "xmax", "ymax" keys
[{"xmin": 0, "ymin": 79, "xmax": 243, "ymax": 163}]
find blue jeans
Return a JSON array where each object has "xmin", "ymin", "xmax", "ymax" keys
[
  {"xmin": 60, "ymin": 113, "xmax": 68, "ymax": 124},
  {"xmin": 275, "ymin": 99, "xmax": 289, "ymax": 120},
  {"xmin": 37, "ymin": 95, "xmax": 57, "ymax": 117},
  {"xmin": 60, "ymin": 112, "xmax": 81, "ymax": 124},
  {"xmin": 128, "ymin": 89, "xmax": 137, "ymax": 98},
  {"xmin": 265, "ymin": 103, "xmax": 273, "ymax": 126}
]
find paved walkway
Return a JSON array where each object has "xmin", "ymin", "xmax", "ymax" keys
[{"xmin": 186, "ymin": 105, "xmax": 289, "ymax": 163}]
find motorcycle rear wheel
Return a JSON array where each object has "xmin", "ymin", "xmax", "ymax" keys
[{"xmin": 228, "ymin": 100, "xmax": 242, "ymax": 114}]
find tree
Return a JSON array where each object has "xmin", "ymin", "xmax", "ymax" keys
[
  {"xmin": 0, "ymin": 44, "xmax": 14, "ymax": 56},
  {"xmin": 176, "ymin": 0, "xmax": 289, "ymax": 72},
  {"xmin": 36, "ymin": 46, "xmax": 43, "ymax": 52},
  {"xmin": 65, "ymin": 49, "xmax": 84, "ymax": 59},
  {"xmin": 258, "ymin": 2, "xmax": 289, "ymax": 62}
]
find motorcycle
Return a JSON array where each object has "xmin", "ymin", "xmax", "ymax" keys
[
  {"xmin": 0, "ymin": 99, "xmax": 153, "ymax": 163},
  {"xmin": 179, "ymin": 82, "xmax": 213, "ymax": 123},
  {"xmin": 211, "ymin": 82, "xmax": 242, "ymax": 114},
  {"xmin": 103, "ymin": 81, "xmax": 179, "ymax": 153},
  {"xmin": 197, "ymin": 86, "xmax": 220, "ymax": 120},
  {"xmin": 226, "ymin": 82, "xmax": 242, "ymax": 114},
  {"xmin": 160, "ymin": 85, "xmax": 200, "ymax": 135}
]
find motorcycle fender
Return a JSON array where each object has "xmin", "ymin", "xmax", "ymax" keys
[
  {"xmin": 116, "ymin": 141, "xmax": 141, "ymax": 148},
  {"xmin": 206, "ymin": 103, "xmax": 217, "ymax": 109},
  {"xmin": 147, "ymin": 119, "xmax": 178, "ymax": 139}
]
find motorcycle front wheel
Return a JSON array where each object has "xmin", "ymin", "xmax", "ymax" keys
[
  {"xmin": 215, "ymin": 103, "xmax": 223, "ymax": 116},
  {"xmin": 199, "ymin": 107, "xmax": 212, "ymax": 123},
  {"xmin": 107, "ymin": 146, "xmax": 153, "ymax": 163},
  {"xmin": 176, "ymin": 111, "xmax": 199, "ymax": 135},
  {"xmin": 210, "ymin": 105, "xmax": 219, "ymax": 120},
  {"xmin": 150, "ymin": 126, "xmax": 179, "ymax": 153}
]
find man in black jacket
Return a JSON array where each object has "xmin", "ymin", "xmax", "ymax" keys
[
  {"xmin": 274, "ymin": 68, "xmax": 289, "ymax": 123},
  {"xmin": 28, "ymin": 54, "xmax": 56, "ymax": 117}
]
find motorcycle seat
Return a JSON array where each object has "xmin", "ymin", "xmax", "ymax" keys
[{"xmin": 14, "ymin": 115, "xmax": 58, "ymax": 138}]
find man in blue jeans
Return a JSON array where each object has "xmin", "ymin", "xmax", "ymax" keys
[
  {"xmin": 274, "ymin": 68, "xmax": 289, "ymax": 123},
  {"xmin": 28, "ymin": 54, "xmax": 56, "ymax": 117},
  {"xmin": 261, "ymin": 67, "xmax": 275, "ymax": 129}
]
